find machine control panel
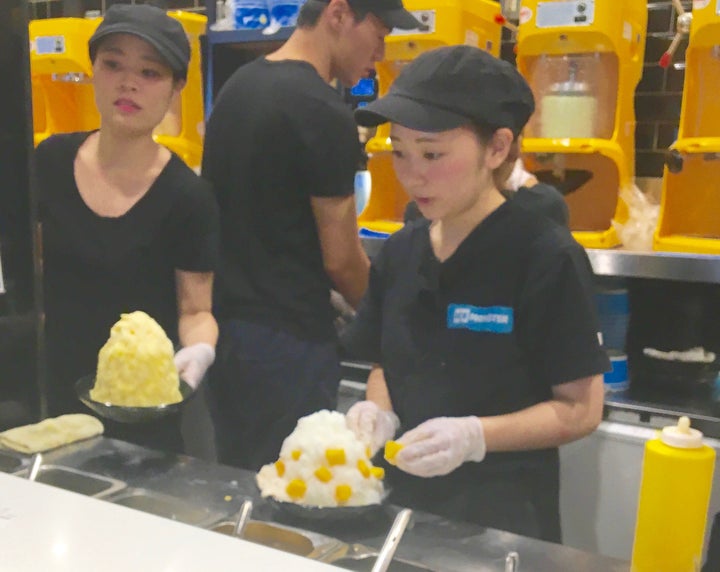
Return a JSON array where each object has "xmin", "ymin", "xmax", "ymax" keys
[{"xmin": 536, "ymin": 0, "xmax": 595, "ymax": 28}]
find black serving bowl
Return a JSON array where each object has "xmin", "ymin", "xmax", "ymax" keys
[
  {"xmin": 629, "ymin": 352, "xmax": 719, "ymax": 395},
  {"xmin": 265, "ymin": 495, "xmax": 388, "ymax": 523},
  {"xmin": 75, "ymin": 375, "xmax": 195, "ymax": 424}
]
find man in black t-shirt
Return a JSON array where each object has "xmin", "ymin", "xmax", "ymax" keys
[{"xmin": 202, "ymin": 0, "xmax": 420, "ymax": 470}]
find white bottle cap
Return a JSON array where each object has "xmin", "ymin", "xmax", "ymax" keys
[{"xmin": 660, "ymin": 416, "xmax": 704, "ymax": 449}]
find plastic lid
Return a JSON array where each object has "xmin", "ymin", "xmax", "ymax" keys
[{"xmin": 660, "ymin": 416, "xmax": 704, "ymax": 448}]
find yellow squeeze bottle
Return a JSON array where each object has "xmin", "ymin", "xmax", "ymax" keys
[{"xmin": 631, "ymin": 416, "xmax": 715, "ymax": 572}]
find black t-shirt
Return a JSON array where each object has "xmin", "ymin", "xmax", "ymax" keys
[
  {"xmin": 342, "ymin": 200, "xmax": 609, "ymax": 487},
  {"xmin": 202, "ymin": 58, "xmax": 361, "ymax": 341},
  {"xmin": 37, "ymin": 132, "xmax": 219, "ymax": 413}
]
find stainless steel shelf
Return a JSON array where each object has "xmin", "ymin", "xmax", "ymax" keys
[
  {"xmin": 363, "ymin": 237, "xmax": 720, "ymax": 283},
  {"xmin": 605, "ymin": 390, "xmax": 720, "ymax": 439},
  {"xmin": 587, "ymin": 249, "xmax": 720, "ymax": 283}
]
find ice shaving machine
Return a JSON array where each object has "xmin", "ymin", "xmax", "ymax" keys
[
  {"xmin": 29, "ymin": 17, "xmax": 100, "ymax": 147},
  {"xmin": 654, "ymin": 0, "xmax": 720, "ymax": 254},
  {"xmin": 358, "ymin": 0, "xmax": 502, "ymax": 235},
  {"xmin": 515, "ymin": 0, "xmax": 647, "ymax": 249},
  {"xmin": 28, "ymin": 11, "xmax": 206, "ymax": 170}
]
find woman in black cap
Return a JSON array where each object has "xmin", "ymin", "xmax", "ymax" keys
[
  {"xmin": 342, "ymin": 45, "xmax": 609, "ymax": 542},
  {"xmin": 35, "ymin": 4, "xmax": 219, "ymax": 453}
]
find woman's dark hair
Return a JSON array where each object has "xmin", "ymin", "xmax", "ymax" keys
[{"xmin": 469, "ymin": 121, "xmax": 500, "ymax": 145}]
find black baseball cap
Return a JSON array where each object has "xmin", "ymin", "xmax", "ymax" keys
[
  {"xmin": 89, "ymin": 4, "xmax": 191, "ymax": 80},
  {"xmin": 355, "ymin": 45, "xmax": 535, "ymax": 135},
  {"xmin": 311, "ymin": 0, "xmax": 421, "ymax": 30}
]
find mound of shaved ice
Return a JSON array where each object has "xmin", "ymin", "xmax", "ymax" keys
[
  {"xmin": 91, "ymin": 311, "xmax": 181, "ymax": 406},
  {"xmin": 256, "ymin": 410, "xmax": 385, "ymax": 507}
]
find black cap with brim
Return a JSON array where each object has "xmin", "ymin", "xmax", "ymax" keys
[
  {"xmin": 373, "ymin": 8, "xmax": 422, "ymax": 30},
  {"xmin": 355, "ymin": 92, "xmax": 470, "ymax": 132},
  {"xmin": 354, "ymin": 46, "xmax": 535, "ymax": 136},
  {"xmin": 345, "ymin": 0, "xmax": 422, "ymax": 30},
  {"xmin": 89, "ymin": 4, "xmax": 190, "ymax": 79}
]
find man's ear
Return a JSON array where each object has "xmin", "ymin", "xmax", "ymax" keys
[
  {"xmin": 325, "ymin": 0, "xmax": 352, "ymax": 29},
  {"xmin": 485, "ymin": 128, "xmax": 514, "ymax": 170}
]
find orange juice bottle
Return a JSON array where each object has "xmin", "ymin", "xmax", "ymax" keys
[{"xmin": 631, "ymin": 416, "xmax": 715, "ymax": 571}]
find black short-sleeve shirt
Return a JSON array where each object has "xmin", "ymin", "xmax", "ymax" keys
[
  {"xmin": 37, "ymin": 131, "xmax": 219, "ymax": 411},
  {"xmin": 202, "ymin": 58, "xmax": 362, "ymax": 341},
  {"xmin": 343, "ymin": 199, "xmax": 609, "ymax": 479}
]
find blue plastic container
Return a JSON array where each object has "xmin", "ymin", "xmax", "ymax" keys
[
  {"xmin": 267, "ymin": 0, "xmax": 303, "ymax": 27},
  {"xmin": 234, "ymin": 0, "xmax": 270, "ymax": 29},
  {"xmin": 604, "ymin": 351, "xmax": 629, "ymax": 392},
  {"xmin": 595, "ymin": 289, "xmax": 629, "ymax": 351}
]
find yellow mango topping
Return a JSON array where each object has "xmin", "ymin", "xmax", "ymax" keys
[
  {"xmin": 291, "ymin": 450, "xmax": 302, "ymax": 461},
  {"xmin": 366, "ymin": 446, "xmax": 372, "ymax": 459},
  {"xmin": 326, "ymin": 448, "xmax": 346, "ymax": 466},
  {"xmin": 384, "ymin": 441, "xmax": 404, "ymax": 465},
  {"xmin": 371, "ymin": 466, "xmax": 385, "ymax": 479},
  {"xmin": 275, "ymin": 460, "xmax": 285, "ymax": 477},
  {"xmin": 357, "ymin": 459, "xmax": 371, "ymax": 479},
  {"xmin": 314, "ymin": 466, "xmax": 333, "ymax": 483},
  {"xmin": 335, "ymin": 484, "xmax": 352, "ymax": 504},
  {"xmin": 286, "ymin": 478, "xmax": 307, "ymax": 500},
  {"xmin": 92, "ymin": 311, "xmax": 181, "ymax": 406}
]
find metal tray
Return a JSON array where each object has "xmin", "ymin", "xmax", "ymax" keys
[
  {"xmin": 0, "ymin": 449, "xmax": 27, "ymax": 474},
  {"xmin": 211, "ymin": 519, "xmax": 343, "ymax": 559},
  {"xmin": 22, "ymin": 464, "xmax": 126, "ymax": 498},
  {"xmin": 107, "ymin": 488, "xmax": 223, "ymax": 528}
]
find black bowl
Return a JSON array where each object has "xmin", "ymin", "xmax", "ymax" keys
[
  {"xmin": 265, "ymin": 495, "xmax": 388, "ymax": 523},
  {"xmin": 75, "ymin": 375, "xmax": 195, "ymax": 424},
  {"xmin": 630, "ymin": 354, "xmax": 719, "ymax": 394}
]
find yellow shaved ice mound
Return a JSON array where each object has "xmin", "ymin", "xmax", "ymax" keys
[
  {"xmin": 91, "ymin": 311, "xmax": 181, "ymax": 406},
  {"xmin": 256, "ymin": 410, "xmax": 384, "ymax": 507}
]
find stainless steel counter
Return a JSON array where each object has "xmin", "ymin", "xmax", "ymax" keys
[{"xmin": 27, "ymin": 436, "xmax": 629, "ymax": 571}]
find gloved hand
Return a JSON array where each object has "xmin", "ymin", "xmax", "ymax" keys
[
  {"xmin": 394, "ymin": 416, "xmax": 486, "ymax": 478},
  {"xmin": 346, "ymin": 400, "xmax": 400, "ymax": 456},
  {"xmin": 505, "ymin": 158, "xmax": 536, "ymax": 192},
  {"xmin": 174, "ymin": 343, "xmax": 215, "ymax": 390}
]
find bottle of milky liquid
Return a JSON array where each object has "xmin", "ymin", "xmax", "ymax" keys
[{"xmin": 631, "ymin": 416, "xmax": 716, "ymax": 571}]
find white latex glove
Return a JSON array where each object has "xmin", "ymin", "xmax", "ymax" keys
[
  {"xmin": 394, "ymin": 416, "xmax": 486, "ymax": 478},
  {"xmin": 174, "ymin": 343, "xmax": 215, "ymax": 390},
  {"xmin": 505, "ymin": 158, "xmax": 535, "ymax": 192},
  {"xmin": 346, "ymin": 400, "xmax": 400, "ymax": 456}
]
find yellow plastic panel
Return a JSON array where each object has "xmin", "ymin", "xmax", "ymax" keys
[
  {"xmin": 359, "ymin": 152, "xmax": 409, "ymax": 228},
  {"xmin": 655, "ymin": 3, "xmax": 720, "ymax": 253},
  {"xmin": 678, "ymin": 49, "xmax": 720, "ymax": 139},
  {"xmin": 153, "ymin": 11, "xmax": 206, "ymax": 169},
  {"xmin": 655, "ymin": 152, "xmax": 720, "ymax": 254}
]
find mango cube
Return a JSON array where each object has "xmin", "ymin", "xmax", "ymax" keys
[
  {"xmin": 326, "ymin": 448, "xmax": 346, "ymax": 466},
  {"xmin": 275, "ymin": 460, "xmax": 285, "ymax": 477},
  {"xmin": 335, "ymin": 484, "xmax": 352, "ymax": 504},
  {"xmin": 286, "ymin": 478, "xmax": 307, "ymax": 500},
  {"xmin": 357, "ymin": 459, "xmax": 371, "ymax": 479},
  {"xmin": 314, "ymin": 466, "xmax": 333, "ymax": 483},
  {"xmin": 384, "ymin": 441, "xmax": 404, "ymax": 465}
]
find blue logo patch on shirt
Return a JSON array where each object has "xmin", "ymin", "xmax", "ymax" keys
[{"xmin": 447, "ymin": 304, "xmax": 514, "ymax": 334}]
